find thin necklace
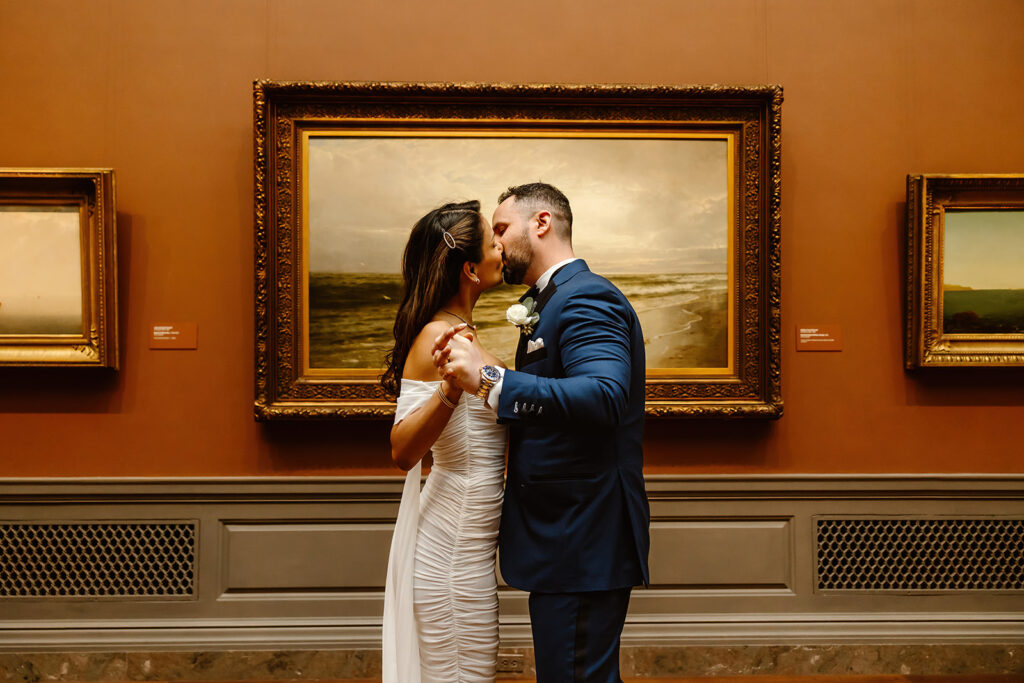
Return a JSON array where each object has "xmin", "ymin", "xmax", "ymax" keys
[{"xmin": 441, "ymin": 309, "xmax": 475, "ymax": 329}]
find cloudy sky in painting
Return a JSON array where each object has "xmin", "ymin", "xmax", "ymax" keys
[
  {"xmin": 0, "ymin": 206, "xmax": 82, "ymax": 321},
  {"xmin": 944, "ymin": 210, "xmax": 1024, "ymax": 289},
  {"xmin": 307, "ymin": 136, "xmax": 729, "ymax": 274}
]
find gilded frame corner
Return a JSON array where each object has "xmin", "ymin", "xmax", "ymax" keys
[
  {"xmin": 0, "ymin": 168, "xmax": 118, "ymax": 369},
  {"xmin": 254, "ymin": 81, "xmax": 782, "ymax": 420}
]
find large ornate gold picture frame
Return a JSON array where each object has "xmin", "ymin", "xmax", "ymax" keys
[
  {"xmin": 0, "ymin": 169, "xmax": 118, "ymax": 369},
  {"xmin": 906, "ymin": 174, "xmax": 1024, "ymax": 368},
  {"xmin": 254, "ymin": 82, "xmax": 782, "ymax": 419}
]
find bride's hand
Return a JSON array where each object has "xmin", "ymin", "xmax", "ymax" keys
[{"xmin": 431, "ymin": 324, "xmax": 474, "ymax": 371}]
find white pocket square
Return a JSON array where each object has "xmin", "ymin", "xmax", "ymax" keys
[{"xmin": 526, "ymin": 338, "xmax": 545, "ymax": 353}]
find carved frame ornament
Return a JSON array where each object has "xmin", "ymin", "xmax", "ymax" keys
[
  {"xmin": 254, "ymin": 81, "xmax": 782, "ymax": 419},
  {"xmin": 906, "ymin": 174, "xmax": 1024, "ymax": 368},
  {"xmin": 0, "ymin": 169, "xmax": 118, "ymax": 369}
]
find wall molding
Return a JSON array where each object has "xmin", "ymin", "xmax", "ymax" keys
[
  {"xmin": 2, "ymin": 474, "xmax": 1023, "ymax": 652},
  {"xmin": 2, "ymin": 614, "xmax": 1023, "ymax": 652},
  {"xmin": 4, "ymin": 472, "xmax": 1024, "ymax": 495}
]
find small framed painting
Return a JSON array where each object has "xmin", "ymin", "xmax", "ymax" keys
[
  {"xmin": 0, "ymin": 169, "xmax": 118, "ymax": 368},
  {"xmin": 906, "ymin": 174, "xmax": 1024, "ymax": 368}
]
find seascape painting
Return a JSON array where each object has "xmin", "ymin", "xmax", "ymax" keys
[
  {"xmin": 942, "ymin": 209, "xmax": 1024, "ymax": 334},
  {"xmin": 306, "ymin": 134, "xmax": 732, "ymax": 373},
  {"xmin": 0, "ymin": 205, "xmax": 83, "ymax": 335}
]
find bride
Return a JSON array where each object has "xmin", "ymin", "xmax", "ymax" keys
[{"xmin": 380, "ymin": 200, "xmax": 507, "ymax": 682}]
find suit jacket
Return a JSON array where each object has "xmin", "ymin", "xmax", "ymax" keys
[{"xmin": 497, "ymin": 259, "xmax": 650, "ymax": 593}]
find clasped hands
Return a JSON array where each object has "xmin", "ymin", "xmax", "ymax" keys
[{"xmin": 432, "ymin": 324, "xmax": 483, "ymax": 395}]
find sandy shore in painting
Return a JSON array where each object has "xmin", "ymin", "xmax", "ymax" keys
[
  {"xmin": 634, "ymin": 293, "xmax": 728, "ymax": 369},
  {"xmin": 0, "ymin": 313, "xmax": 81, "ymax": 335}
]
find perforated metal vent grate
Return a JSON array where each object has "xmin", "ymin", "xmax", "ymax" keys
[
  {"xmin": 816, "ymin": 518, "xmax": 1024, "ymax": 592},
  {"xmin": 0, "ymin": 522, "xmax": 197, "ymax": 599}
]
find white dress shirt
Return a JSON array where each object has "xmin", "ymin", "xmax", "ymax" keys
[{"xmin": 485, "ymin": 258, "xmax": 578, "ymax": 411}]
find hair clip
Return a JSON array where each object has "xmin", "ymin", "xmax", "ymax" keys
[{"xmin": 442, "ymin": 231, "xmax": 457, "ymax": 249}]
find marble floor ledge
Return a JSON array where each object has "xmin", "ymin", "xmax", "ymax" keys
[{"xmin": 2, "ymin": 645, "xmax": 1024, "ymax": 682}]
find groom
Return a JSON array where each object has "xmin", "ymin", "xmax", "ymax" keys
[{"xmin": 434, "ymin": 182, "xmax": 650, "ymax": 682}]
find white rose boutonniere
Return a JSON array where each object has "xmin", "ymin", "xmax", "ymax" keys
[{"xmin": 506, "ymin": 296, "xmax": 540, "ymax": 335}]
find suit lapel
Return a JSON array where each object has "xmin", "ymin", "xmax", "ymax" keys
[
  {"xmin": 515, "ymin": 331, "xmax": 528, "ymax": 369},
  {"xmin": 519, "ymin": 285, "xmax": 538, "ymax": 304},
  {"xmin": 513, "ymin": 261, "xmax": 589, "ymax": 369},
  {"xmin": 533, "ymin": 279, "xmax": 558, "ymax": 315},
  {"xmin": 537, "ymin": 260, "xmax": 588, "ymax": 315},
  {"xmin": 514, "ymin": 285, "xmax": 538, "ymax": 369},
  {"xmin": 533, "ymin": 260, "xmax": 583, "ymax": 315},
  {"xmin": 516, "ymin": 279, "xmax": 557, "ymax": 369}
]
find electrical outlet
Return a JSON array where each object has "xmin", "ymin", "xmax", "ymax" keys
[{"xmin": 496, "ymin": 652, "xmax": 524, "ymax": 673}]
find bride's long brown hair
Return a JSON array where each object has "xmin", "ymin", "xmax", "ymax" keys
[{"xmin": 380, "ymin": 200, "xmax": 485, "ymax": 397}]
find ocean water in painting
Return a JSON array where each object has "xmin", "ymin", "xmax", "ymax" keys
[{"xmin": 308, "ymin": 272, "xmax": 728, "ymax": 370}]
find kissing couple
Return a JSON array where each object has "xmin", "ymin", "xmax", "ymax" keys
[{"xmin": 381, "ymin": 183, "xmax": 650, "ymax": 683}]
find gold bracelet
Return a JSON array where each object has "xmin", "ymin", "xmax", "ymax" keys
[{"xmin": 436, "ymin": 383, "xmax": 457, "ymax": 409}]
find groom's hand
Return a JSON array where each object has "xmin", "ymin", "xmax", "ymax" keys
[{"xmin": 431, "ymin": 325, "xmax": 483, "ymax": 394}]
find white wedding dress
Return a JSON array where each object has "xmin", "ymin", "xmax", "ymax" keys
[{"xmin": 382, "ymin": 379, "xmax": 507, "ymax": 683}]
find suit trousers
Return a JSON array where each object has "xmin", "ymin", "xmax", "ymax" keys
[{"xmin": 528, "ymin": 587, "xmax": 632, "ymax": 683}]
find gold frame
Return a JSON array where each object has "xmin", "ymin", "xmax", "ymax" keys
[
  {"xmin": 906, "ymin": 174, "xmax": 1024, "ymax": 368},
  {"xmin": 0, "ymin": 169, "xmax": 118, "ymax": 369},
  {"xmin": 254, "ymin": 81, "xmax": 782, "ymax": 419}
]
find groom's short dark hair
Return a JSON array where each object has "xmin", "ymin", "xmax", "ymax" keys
[{"xmin": 498, "ymin": 182, "xmax": 573, "ymax": 241}]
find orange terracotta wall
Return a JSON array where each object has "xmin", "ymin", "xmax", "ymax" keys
[{"xmin": 1, "ymin": 0, "xmax": 1023, "ymax": 477}]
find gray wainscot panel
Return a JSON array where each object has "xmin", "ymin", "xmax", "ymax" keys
[
  {"xmin": 222, "ymin": 522, "xmax": 393, "ymax": 593},
  {"xmin": 648, "ymin": 519, "xmax": 792, "ymax": 590},
  {"xmin": 1, "ymin": 475, "xmax": 1023, "ymax": 651}
]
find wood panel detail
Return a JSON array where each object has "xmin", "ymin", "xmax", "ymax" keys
[
  {"xmin": 222, "ymin": 522, "xmax": 392, "ymax": 593},
  {"xmin": 648, "ymin": 519, "xmax": 792, "ymax": 590}
]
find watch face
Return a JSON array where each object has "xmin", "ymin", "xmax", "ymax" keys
[{"xmin": 481, "ymin": 365, "xmax": 501, "ymax": 383}]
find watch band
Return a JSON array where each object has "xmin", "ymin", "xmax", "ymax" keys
[{"xmin": 476, "ymin": 365, "xmax": 499, "ymax": 400}]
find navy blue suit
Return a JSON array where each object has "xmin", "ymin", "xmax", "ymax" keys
[{"xmin": 497, "ymin": 260, "xmax": 650, "ymax": 681}]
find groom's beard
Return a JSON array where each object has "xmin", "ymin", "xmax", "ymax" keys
[{"xmin": 502, "ymin": 232, "xmax": 533, "ymax": 285}]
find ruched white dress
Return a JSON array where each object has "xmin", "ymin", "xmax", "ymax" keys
[{"xmin": 382, "ymin": 379, "xmax": 507, "ymax": 683}]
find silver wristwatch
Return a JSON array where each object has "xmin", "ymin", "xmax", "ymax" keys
[{"xmin": 475, "ymin": 364, "xmax": 500, "ymax": 400}]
